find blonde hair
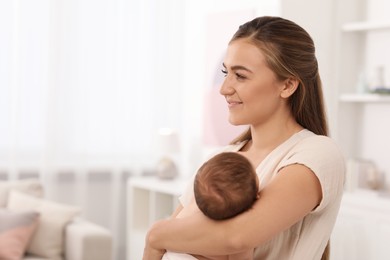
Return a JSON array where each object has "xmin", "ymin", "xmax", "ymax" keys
[{"xmin": 230, "ymin": 16, "xmax": 328, "ymax": 145}]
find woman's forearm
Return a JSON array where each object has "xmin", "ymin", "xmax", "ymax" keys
[
  {"xmin": 142, "ymin": 239, "xmax": 165, "ymax": 260},
  {"xmin": 147, "ymin": 214, "xmax": 240, "ymax": 256},
  {"xmin": 146, "ymin": 164, "xmax": 322, "ymax": 257}
]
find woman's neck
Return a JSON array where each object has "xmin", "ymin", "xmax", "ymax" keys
[
  {"xmin": 248, "ymin": 117, "xmax": 302, "ymax": 154},
  {"xmin": 238, "ymin": 119, "xmax": 302, "ymax": 168}
]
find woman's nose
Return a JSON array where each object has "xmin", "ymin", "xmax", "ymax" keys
[{"xmin": 219, "ymin": 78, "xmax": 234, "ymax": 96}]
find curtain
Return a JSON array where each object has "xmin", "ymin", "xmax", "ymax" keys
[
  {"xmin": 0, "ymin": 0, "xmax": 185, "ymax": 170},
  {"xmin": 0, "ymin": 0, "xmax": 185, "ymax": 259},
  {"xmin": 0, "ymin": 1, "xmax": 279, "ymax": 258}
]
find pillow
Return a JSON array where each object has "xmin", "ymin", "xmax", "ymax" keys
[
  {"xmin": 7, "ymin": 191, "xmax": 81, "ymax": 259},
  {"xmin": 0, "ymin": 208, "xmax": 40, "ymax": 260},
  {"xmin": 0, "ymin": 178, "xmax": 43, "ymax": 207}
]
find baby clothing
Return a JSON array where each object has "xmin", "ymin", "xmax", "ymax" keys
[{"xmin": 162, "ymin": 251, "xmax": 197, "ymax": 260}]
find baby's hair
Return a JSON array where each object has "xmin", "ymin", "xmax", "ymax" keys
[{"xmin": 194, "ymin": 152, "xmax": 259, "ymax": 220}]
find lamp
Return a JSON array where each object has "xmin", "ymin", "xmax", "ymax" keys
[{"xmin": 156, "ymin": 128, "xmax": 180, "ymax": 179}]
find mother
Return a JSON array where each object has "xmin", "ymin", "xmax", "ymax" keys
[{"xmin": 144, "ymin": 16, "xmax": 345, "ymax": 260}]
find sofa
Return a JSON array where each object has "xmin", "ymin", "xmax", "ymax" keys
[{"xmin": 0, "ymin": 178, "xmax": 113, "ymax": 260}]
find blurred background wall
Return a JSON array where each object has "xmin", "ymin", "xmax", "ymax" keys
[{"xmin": 1, "ymin": 0, "xmax": 390, "ymax": 259}]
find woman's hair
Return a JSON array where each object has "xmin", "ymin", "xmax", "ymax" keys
[{"xmin": 230, "ymin": 16, "xmax": 328, "ymax": 144}]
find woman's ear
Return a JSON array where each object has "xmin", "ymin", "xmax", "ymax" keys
[{"xmin": 280, "ymin": 77, "xmax": 299, "ymax": 98}]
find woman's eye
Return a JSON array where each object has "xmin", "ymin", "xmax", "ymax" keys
[
  {"xmin": 236, "ymin": 73, "xmax": 246, "ymax": 80},
  {"xmin": 221, "ymin": 69, "xmax": 246, "ymax": 80}
]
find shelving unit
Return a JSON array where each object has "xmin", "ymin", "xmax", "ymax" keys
[
  {"xmin": 334, "ymin": 4, "xmax": 390, "ymax": 257},
  {"xmin": 336, "ymin": 0, "xmax": 390, "ymax": 191},
  {"xmin": 331, "ymin": 191, "xmax": 390, "ymax": 260},
  {"xmin": 342, "ymin": 21, "xmax": 390, "ymax": 32},
  {"xmin": 339, "ymin": 93, "xmax": 390, "ymax": 103},
  {"xmin": 126, "ymin": 176, "xmax": 189, "ymax": 260}
]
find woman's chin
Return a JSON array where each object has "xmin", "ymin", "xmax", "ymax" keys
[{"xmin": 228, "ymin": 118, "xmax": 246, "ymax": 126}]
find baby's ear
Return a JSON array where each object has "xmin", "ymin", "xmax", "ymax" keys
[
  {"xmin": 280, "ymin": 77, "xmax": 299, "ymax": 98},
  {"xmin": 256, "ymin": 192, "xmax": 261, "ymax": 199}
]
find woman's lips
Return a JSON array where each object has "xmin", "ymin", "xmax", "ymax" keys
[{"xmin": 227, "ymin": 100, "xmax": 243, "ymax": 108}]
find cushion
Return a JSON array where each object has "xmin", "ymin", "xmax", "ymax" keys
[
  {"xmin": 0, "ymin": 178, "xmax": 43, "ymax": 207},
  {"xmin": 7, "ymin": 191, "xmax": 81, "ymax": 260},
  {"xmin": 0, "ymin": 208, "xmax": 40, "ymax": 260}
]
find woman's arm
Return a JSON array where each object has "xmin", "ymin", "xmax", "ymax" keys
[
  {"xmin": 143, "ymin": 204, "xmax": 184, "ymax": 260},
  {"xmin": 146, "ymin": 164, "xmax": 322, "ymax": 256}
]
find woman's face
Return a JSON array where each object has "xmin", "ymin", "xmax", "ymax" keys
[{"xmin": 220, "ymin": 39, "xmax": 287, "ymax": 127}]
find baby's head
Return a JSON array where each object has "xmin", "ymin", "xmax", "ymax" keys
[{"xmin": 194, "ymin": 152, "xmax": 259, "ymax": 220}]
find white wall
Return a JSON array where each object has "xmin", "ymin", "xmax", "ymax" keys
[
  {"xmin": 359, "ymin": 0, "xmax": 390, "ymax": 189},
  {"xmin": 179, "ymin": 0, "xmax": 281, "ymax": 177},
  {"xmin": 281, "ymin": 0, "xmax": 390, "ymax": 190},
  {"xmin": 280, "ymin": 0, "xmax": 343, "ymax": 137}
]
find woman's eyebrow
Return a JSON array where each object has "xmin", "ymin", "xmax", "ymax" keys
[{"xmin": 222, "ymin": 63, "xmax": 253, "ymax": 73}]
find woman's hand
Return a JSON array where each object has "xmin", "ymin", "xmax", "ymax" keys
[
  {"xmin": 143, "ymin": 222, "xmax": 166, "ymax": 260},
  {"xmin": 142, "ymin": 242, "xmax": 165, "ymax": 260}
]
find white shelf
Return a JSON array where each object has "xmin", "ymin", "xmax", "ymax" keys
[
  {"xmin": 129, "ymin": 176, "xmax": 189, "ymax": 196},
  {"xmin": 342, "ymin": 190, "xmax": 390, "ymax": 215},
  {"xmin": 339, "ymin": 93, "xmax": 390, "ymax": 103},
  {"xmin": 342, "ymin": 21, "xmax": 390, "ymax": 32},
  {"xmin": 126, "ymin": 176, "xmax": 190, "ymax": 260},
  {"xmin": 331, "ymin": 191, "xmax": 390, "ymax": 260},
  {"xmin": 336, "ymin": 1, "xmax": 390, "ymax": 193}
]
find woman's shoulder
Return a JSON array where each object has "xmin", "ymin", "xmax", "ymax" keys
[
  {"xmin": 297, "ymin": 132, "xmax": 344, "ymax": 157},
  {"xmin": 288, "ymin": 131, "xmax": 346, "ymax": 176},
  {"xmin": 278, "ymin": 130, "xmax": 346, "ymax": 176},
  {"xmin": 291, "ymin": 132, "xmax": 346, "ymax": 212}
]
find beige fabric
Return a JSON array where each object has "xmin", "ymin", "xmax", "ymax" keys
[
  {"xmin": 0, "ymin": 179, "xmax": 112, "ymax": 260},
  {"xmin": 21, "ymin": 219, "xmax": 113, "ymax": 260},
  {"xmin": 179, "ymin": 129, "xmax": 345, "ymax": 260},
  {"xmin": 65, "ymin": 218, "xmax": 112, "ymax": 260},
  {"xmin": 23, "ymin": 256, "xmax": 50, "ymax": 260},
  {"xmin": 7, "ymin": 191, "xmax": 80, "ymax": 260},
  {"xmin": 0, "ymin": 179, "xmax": 43, "ymax": 207},
  {"xmin": 162, "ymin": 251, "xmax": 198, "ymax": 260}
]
